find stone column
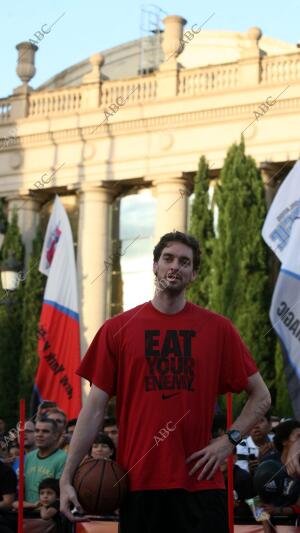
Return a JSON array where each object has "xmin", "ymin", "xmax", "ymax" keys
[
  {"xmin": 239, "ymin": 27, "xmax": 262, "ymax": 86},
  {"xmin": 152, "ymin": 175, "xmax": 190, "ymax": 243},
  {"xmin": 77, "ymin": 185, "xmax": 114, "ymax": 395},
  {"xmin": 82, "ymin": 53, "xmax": 105, "ymax": 109},
  {"xmin": 260, "ymin": 162, "xmax": 278, "ymax": 208},
  {"xmin": 7, "ymin": 194, "xmax": 41, "ymax": 267}
]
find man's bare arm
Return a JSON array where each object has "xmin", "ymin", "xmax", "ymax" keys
[
  {"xmin": 286, "ymin": 438, "xmax": 300, "ymax": 477},
  {"xmin": 228, "ymin": 372, "xmax": 271, "ymax": 437},
  {"xmin": 186, "ymin": 372, "xmax": 271, "ymax": 480},
  {"xmin": 60, "ymin": 384, "xmax": 109, "ymax": 521}
]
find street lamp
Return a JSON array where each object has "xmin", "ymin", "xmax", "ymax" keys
[{"xmin": 0, "ymin": 251, "xmax": 21, "ymax": 308}]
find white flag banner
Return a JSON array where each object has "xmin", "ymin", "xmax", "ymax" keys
[
  {"xmin": 262, "ymin": 161, "xmax": 300, "ymax": 418},
  {"xmin": 262, "ymin": 160, "xmax": 300, "ymax": 263},
  {"xmin": 269, "ymin": 220, "xmax": 300, "ymax": 418}
]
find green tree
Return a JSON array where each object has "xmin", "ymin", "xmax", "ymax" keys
[
  {"xmin": 187, "ymin": 156, "xmax": 215, "ymax": 307},
  {"xmin": 211, "ymin": 140, "xmax": 276, "ymax": 410},
  {"xmin": 20, "ymin": 227, "xmax": 45, "ymax": 414},
  {"xmin": 0, "ymin": 210, "xmax": 24, "ymax": 427},
  {"xmin": 274, "ymin": 341, "xmax": 293, "ymax": 417}
]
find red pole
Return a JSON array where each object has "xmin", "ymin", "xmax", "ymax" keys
[
  {"xmin": 226, "ymin": 392, "xmax": 234, "ymax": 533},
  {"xmin": 18, "ymin": 399, "xmax": 25, "ymax": 533}
]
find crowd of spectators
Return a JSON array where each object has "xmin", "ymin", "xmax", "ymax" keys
[
  {"xmin": 0, "ymin": 405, "xmax": 119, "ymax": 533},
  {"xmin": 1, "ymin": 403, "xmax": 300, "ymax": 532},
  {"xmin": 213, "ymin": 411, "xmax": 300, "ymax": 531}
]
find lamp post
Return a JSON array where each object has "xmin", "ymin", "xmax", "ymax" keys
[{"xmin": 0, "ymin": 251, "xmax": 21, "ymax": 310}]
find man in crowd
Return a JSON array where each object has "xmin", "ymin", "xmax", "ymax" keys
[
  {"xmin": 286, "ymin": 438, "xmax": 300, "ymax": 477},
  {"xmin": 0, "ymin": 459, "xmax": 17, "ymax": 511},
  {"xmin": 22, "ymin": 418, "xmax": 67, "ymax": 505},
  {"xmin": 47, "ymin": 408, "xmax": 67, "ymax": 436},
  {"xmin": 236, "ymin": 411, "xmax": 276, "ymax": 473},
  {"xmin": 66, "ymin": 419, "xmax": 77, "ymax": 437},
  {"xmin": 21, "ymin": 421, "xmax": 36, "ymax": 454},
  {"xmin": 0, "ymin": 459, "xmax": 17, "ymax": 533},
  {"xmin": 60, "ymin": 231, "xmax": 271, "ymax": 533},
  {"xmin": 103, "ymin": 416, "xmax": 118, "ymax": 448}
]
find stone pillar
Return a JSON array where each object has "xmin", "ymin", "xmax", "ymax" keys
[
  {"xmin": 239, "ymin": 27, "xmax": 262, "ymax": 86},
  {"xmin": 82, "ymin": 53, "xmax": 105, "ymax": 109},
  {"xmin": 152, "ymin": 175, "xmax": 190, "ymax": 244},
  {"xmin": 260, "ymin": 162, "xmax": 278, "ymax": 208},
  {"xmin": 77, "ymin": 185, "xmax": 113, "ymax": 396},
  {"xmin": 7, "ymin": 194, "xmax": 41, "ymax": 267}
]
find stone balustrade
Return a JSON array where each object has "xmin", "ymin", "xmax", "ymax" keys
[
  {"xmin": 0, "ymin": 98, "xmax": 12, "ymax": 121},
  {"xmin": 27, "ymin": 87, "xmax": 82, "ymax": 116},
  {"xmin": 261, "ymin": 52, "xmax": 300, "ymax": 84},
  {"xmin": 178, "ymin": 62, "xmax": 239, "ymax": 96},
  {"xmin": 0, "ymin": 51, "xmax": 300, "ymax": 124},
  {"xmin": 101, "ymin": 75, "xmax": 157, "ymax": 105}
]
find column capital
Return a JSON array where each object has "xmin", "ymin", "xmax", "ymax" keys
[
  {"xmin": 77, "ymin": 183, "xmax": 115, "ymax": 201},
  {"xmin": 151, "ymin": 174, "xmax": 192, "ymax": 195}
]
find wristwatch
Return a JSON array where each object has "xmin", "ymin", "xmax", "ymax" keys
[{"xmin": 226, "ymin": 429, "xmax": 242, "ymax": 446}]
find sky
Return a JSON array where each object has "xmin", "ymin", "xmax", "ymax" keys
[{"xmin": 1, "ymin": 0, "xmax": 300, "ymax": 98}]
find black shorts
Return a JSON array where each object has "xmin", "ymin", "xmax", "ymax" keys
[{"xmin": 119, "ymin": 489, "xmax": 229, "ymax": 533}]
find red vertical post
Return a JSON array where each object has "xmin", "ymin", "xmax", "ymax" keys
[
  {"xmin": 18, "ymin": 399, "xmax": 25, "ymax": 533},
  {"xmin": 226, "ymin": 392, "xmax": 234, "ymax": 533}
]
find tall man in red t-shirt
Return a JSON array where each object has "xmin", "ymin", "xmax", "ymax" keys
[{"xmin": 60, "ymin": 231, "xmax": 271, "ymax": 532}]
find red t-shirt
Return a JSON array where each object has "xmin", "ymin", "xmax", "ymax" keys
[{"xmin": 77, "ymin": 301, "xmax": 258, "ymax": 492}]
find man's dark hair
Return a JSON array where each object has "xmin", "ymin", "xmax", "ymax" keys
[
  {"xmin": 104, "ymin": 416, "xmax": 117, "ymax": 428},
  {"xmin": 39, "ymin": 478, "xmax": 60, "ymax": 497},
  {"xmin": 66, "ymin": 418, "xmax": 77, "ymax": 430},
  {"xmin": 273, "ymin": 419, "xmax": 300, "ymax": 453},
  {"xmin": 36, "ymin": 417, "xmax": 58, "ymax": 433},
  {"xmin": 153, "ymin": 231, "xmax": 201, "ymax": 272}
]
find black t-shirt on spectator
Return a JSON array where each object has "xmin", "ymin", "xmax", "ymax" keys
[{"xmin": 0, "ymin": 460, "xmax": 17, "ymax": 501}]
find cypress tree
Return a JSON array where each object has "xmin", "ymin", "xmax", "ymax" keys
[
  {"xmin": 0, "ymin": 210, "xmax": 24, "ymax": 427},
  {"xmin": 210, "ymin": 140, "xmax": 276, "ymax": 406},
  {"xmin": 20, "ymin": 227, "xmax": 45, "ymax": 414},
  {"xmin": 274, "ymin": 341, "xmax": 293, "ymax": 417},
  {"xmin": 187, "ymin": 156, "xmax": 214, "ymax": 307}
]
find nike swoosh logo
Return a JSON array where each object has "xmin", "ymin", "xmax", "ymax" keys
[{"xmin": 162, "ymin": 393, "xmax": 179, "ymax": 400}]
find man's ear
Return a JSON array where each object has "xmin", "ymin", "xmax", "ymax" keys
[
  {"xmin": 191, "ymin": 270, "xmax": 197, "ymax": 282},
  {"xmin": 153, "ymin": 262, "xmax": 158, "ymax": 276}
]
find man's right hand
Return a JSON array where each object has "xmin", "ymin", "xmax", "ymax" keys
[{"xmin": 60, "ymin": 480, "xmax": 87, "ymax": 522}]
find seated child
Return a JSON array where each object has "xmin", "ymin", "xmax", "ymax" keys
[
  {"xmin": 90, "ymin": 432, "xmax": 116, "ymax": 461},
  {"xmin": 39, "ymin": 478, "xmax": 60, "ymax": 521}
]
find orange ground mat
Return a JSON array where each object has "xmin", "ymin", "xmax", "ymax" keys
[
  {"xmin": 76, "ymin": 522, "xmax": 118, "ymax": 532},
  {"xmin": 76, "ymin": 523, "xmax": 300, "ymax": 532}
]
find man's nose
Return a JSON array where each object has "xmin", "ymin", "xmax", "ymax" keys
[{"xmin": 170, "ymin": 259, "xmax": 180, "ymax": 270}]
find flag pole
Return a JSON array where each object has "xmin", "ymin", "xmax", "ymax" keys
[
  {"xmin": 226, "ymin": 392, "xmax": 234, "ymax": 533},
  {"xmin": 18, "ymin": 399, "xmax": 25, "ymax": 533}
]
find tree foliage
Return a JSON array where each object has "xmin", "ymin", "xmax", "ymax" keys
[
  {"xmin": 187, "ymin": 156, "xmax": 215, "ymax": 307},
  {"xmin": 210, "ymin": 140, "xmax": 276, "ymax": 406},
  {"xmin": 0, "ymin": 210, "xmax": 24, "ymax": 427},
  {"xmin": 20, "ymin": 227, "xmax": 45, "ymax": 414}
]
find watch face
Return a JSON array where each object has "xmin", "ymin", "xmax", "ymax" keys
[{"xmin": 230, "ymin": 430, "xmax": 242, "ymax": 443}]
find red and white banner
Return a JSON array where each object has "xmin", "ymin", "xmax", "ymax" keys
[{"xmin": 34, "ymin": 195, "xmax": 81, "ymax": 418}]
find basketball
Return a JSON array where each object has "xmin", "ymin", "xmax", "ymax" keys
[{"xmin": 73, "ymin": 457, "xmax": 128, "ymax": 515}]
